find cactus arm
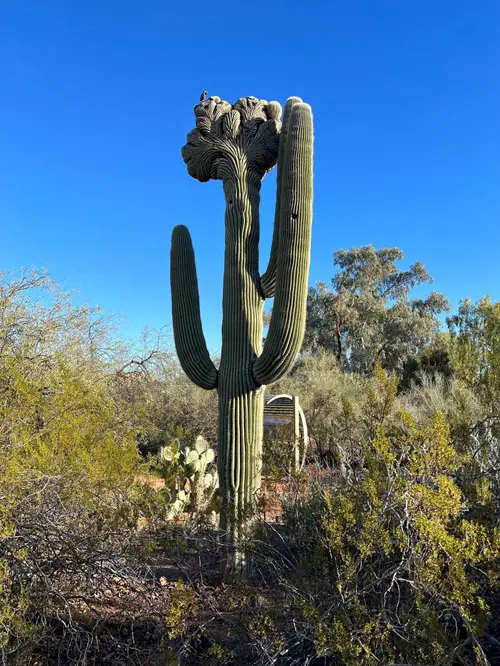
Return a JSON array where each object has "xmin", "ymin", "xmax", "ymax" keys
[
  {"xmin": 259, "ymin": 97, "xmax": 303, "ymax": 299},
  {"xmin": 170, "ymin": 224, "xmax": 218, "ymax": 390},
  {"xmin": 253, "ymin": 103, "xmax": 313, "ymax": 386}
]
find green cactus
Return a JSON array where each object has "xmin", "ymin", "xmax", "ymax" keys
[
  {"xmin": 182, "ymin": 436, "xmax": 218, "ymax": 515},
  {"xmin": 171, "ymin": 95, "xmax": 313, "ymax": 578},
  {"xmin": 164, "ymin": 436, "xmax": 219, "ymax": 519}
]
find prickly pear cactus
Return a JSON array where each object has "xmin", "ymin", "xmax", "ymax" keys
[
  {"xmin": 171, "ymin": 94, "xmax": 313, "ymax": 578},
  {"xmin": 165, "ymin": 436, "xmax": 219, "ymax": 518},
  {"xmin": 182, "ymin": 436, "xmax": 218, "ymax": 515}
]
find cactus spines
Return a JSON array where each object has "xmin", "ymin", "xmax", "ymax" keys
[{"xmin": 171, "ymin": 95, "xmax": 313, "ymax": 578}]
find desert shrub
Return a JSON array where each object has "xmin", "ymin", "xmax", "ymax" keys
[
  {"xmin": 251, "ymin": 369, "xmax": 500, "ymax": 665},
  {"xmin": 401, "ymin": 341, "xmax": 455, "ymax": 389},
  {"xmin": 0, "ymin": 271, "xmax": 167, "ymax": 663},
  {"xmin": 401, "ymin": 373, "xmax": 480, "ymax": 426},
  {"xmin": 262, "ymin": 422, "xmax": 300, "ymax": 480},
  {"xmin": 273, "ymin": 352, "xmax": 367, "ymax": 468},
  {"xmin": 446, "ymin": 298, "xmax": 500, "ymax": 513},
  {"xmin": 0, "ymin": 359, "xmax": 151, "ymax": 662},
  {"xmin": 118, "ymin": 357, "xmax": 219, "ymax": 454},
  {"xmin": 447, "ymin": 298, "xmax": 500, "ymax": 409},
  {"xmin": 401, "ymin": 364, "xmax": 500, "ymax": 533}
]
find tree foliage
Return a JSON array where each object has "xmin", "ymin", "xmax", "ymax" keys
[
  {"xmin": 305, "ymin": 246, "xmax": 449, "ymax": 375},
  {"xmin": 448, "ymin": 297, "xmax": 500, "ymax": 407}
]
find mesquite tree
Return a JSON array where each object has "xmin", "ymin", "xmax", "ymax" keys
[{"xmin": 171, "ymin": 95, "xmax": 313, "ymax": 576}]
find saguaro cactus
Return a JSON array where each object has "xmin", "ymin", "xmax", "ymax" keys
[{"xmin": 171, "ymin": 95, "xmax": 313, "ymax": 577}]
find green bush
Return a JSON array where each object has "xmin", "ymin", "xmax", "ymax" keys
[
  {"xmin": 0, "ymin": 271, "xmax": 162, "ymax": 662},
  {"xmin": 273, "ymin": 351, "xmax": 367, "ymax": 467},
  {"xmin": 257, "ymin": 368, "xmax": 500, "ymax": 665}
]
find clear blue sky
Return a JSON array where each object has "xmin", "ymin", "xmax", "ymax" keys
[{"xmin": 1, "ymin": 1, "xmax": 499, "ymax": 351}]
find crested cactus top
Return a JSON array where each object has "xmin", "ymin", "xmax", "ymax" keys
[{"xmin": 181, "ymin": 96, "xmax": 282, "ymax": 182}]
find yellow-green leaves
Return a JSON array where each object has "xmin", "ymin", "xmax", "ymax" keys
[{"xmin": 289, "ymin": 375, "xmax": 500, "ymax": 664}]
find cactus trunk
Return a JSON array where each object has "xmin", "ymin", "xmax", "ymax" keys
[
  {"xmin": 218, "ymin": 390, "xmax": 264, "ymax": 576},
  {"xmin": 217, "ymin": 172, "xmax": 264, "ymax": 577}
]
